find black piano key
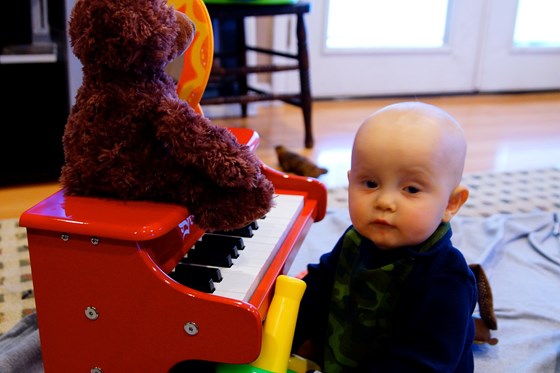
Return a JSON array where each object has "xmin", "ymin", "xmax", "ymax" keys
[
  {"xmin": 196, "ymin": 238, "xmax": 239, "ymax": 258},
  {"xmin": 199, "ymin": 242, "xmax": 238, "ymax": 259},
  {"xmin": 182, "ymin": 248, "xmax": 233, "ymax": 267},
  {"xmin": 200, "ymin": 234, "xmax": 245, "ymax": 251},
  {"xmin": 174, "ymin": 262, "xmax": 223, "ymax": 282},
  {"xmin": 213, "ymin": 223, "xmax": 254, "ymax": 238},
  {"xmin": 169, "ymin": 269, "xmax": 216, "ymax": 293},
  {"xmin": 172, "ymin": 215, "xmax": 272, "ymax": 296}
]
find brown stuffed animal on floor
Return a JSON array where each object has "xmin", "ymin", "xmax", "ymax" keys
[
  {"xmin": 275, "ymin": 145, "xmax": 328, "ymax": 178},
  {"xmin": 60, "ymin": 0, "xmax": 274, "ymax": 231},
  {"xmin": 469, "ymin": 263, "xmax": 499, "ymax": 345}
]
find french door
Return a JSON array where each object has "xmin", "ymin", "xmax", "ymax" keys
[{"xmin": 275, "ymin": 0, "xmax": 560, "ymax": 98}]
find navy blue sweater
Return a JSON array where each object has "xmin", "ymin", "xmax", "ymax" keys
[{"xmin": 293, "ymin": 224, "xmax": 477, "ymax": 372}]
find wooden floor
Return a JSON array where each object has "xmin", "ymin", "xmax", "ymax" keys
[{"xmin": 2, "ymin": 91, "xmax": 560, "ymax": 220}]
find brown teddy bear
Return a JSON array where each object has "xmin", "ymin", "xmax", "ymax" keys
[{"xmin": 60, "ymin": 0, "xmax": 275, "ymax": 231}]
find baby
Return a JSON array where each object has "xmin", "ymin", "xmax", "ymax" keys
[{"xmin": 292, "ymin": 102, "xmax": 477, "ymax": 372}]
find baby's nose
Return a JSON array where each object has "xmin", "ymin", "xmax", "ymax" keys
[{"xmin": 375, "ymin": 190, "xmax": 396, "ymax": 211}]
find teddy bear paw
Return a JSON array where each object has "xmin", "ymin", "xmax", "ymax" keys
[{"xmin": 211, "ymin": 154, "xmax": 265, "ymax": 189}]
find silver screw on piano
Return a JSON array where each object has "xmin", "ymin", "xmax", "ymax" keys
[
  {"xmin": 85, "ymin": 306, "xmax": 99, "ymax": 320},
  {"xmin": 91, "ymin": 368, "xmax": 103, "ymax": 373},
  {"xmin": 61, "ymin": 234, "xmax": 69, "ymax": 242},
  {"xmin": 91, "ymin": 237, "xmax": 100, "ymax": 245},
  {"xmin": 184, "ymin": 322, "xmax": 198, "ymax": 336}
]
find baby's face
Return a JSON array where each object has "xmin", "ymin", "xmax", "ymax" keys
[{"xmin": 347, "ymin": 103, "xmax": 466, "ymax": 249}]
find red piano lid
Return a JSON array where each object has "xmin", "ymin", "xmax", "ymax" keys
[
  {"xmin": 227, "ymin": 127, "xmax": 260, "ymax": 152},
  {"xmin": 19, "ymin": 189, "xmax": 189, "ymax": 241}
]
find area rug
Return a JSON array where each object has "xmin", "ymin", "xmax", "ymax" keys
[
  {"xmin": 0, "ymin": 218, "xmax": 35, "ymax": 336},
  {"xmin": 1, "ymin": 167, "xmax": 559, "ymax": 336}
]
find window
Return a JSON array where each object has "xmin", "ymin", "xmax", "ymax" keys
[
  {"xmin": 325, "ymin": 0, "xmax": 449, "ymax": 50},
  {"xmin": 513, "ymin": 0, "xmax": 560, "ymax": 48}
]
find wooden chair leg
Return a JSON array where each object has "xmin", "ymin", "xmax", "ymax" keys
[
  {"xmin": 236, "ymin": 17, "xmax": 249, "ymax": 117},
  {"xmin": 296, "ymin": 13, "xmax": 313, "ymax": 148}
]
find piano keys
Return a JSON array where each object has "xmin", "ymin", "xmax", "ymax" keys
[
  {"xmin": 19, "ymin": 128, "xmax": 328, "ymax": 373},
  {"xmin": 171, "ymin": 194, "xmax": 305, "ymax": 301}
]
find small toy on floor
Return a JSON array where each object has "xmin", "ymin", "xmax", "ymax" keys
[
  {"xmin": 275, "ymin": 145, "xmax": 328, "ymax": 178},
  {"xmin": 469, "ymin": 263, "xmax": 499, "ymax": 345}
]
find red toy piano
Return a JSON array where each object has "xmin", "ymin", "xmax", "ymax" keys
[
  {"xmin": 19, "ymin": 126, "xmax": 327, "ymax": 372},
  {"xmin": 19, "ymin": 0, "xmax": 327, "ymax": 370}
]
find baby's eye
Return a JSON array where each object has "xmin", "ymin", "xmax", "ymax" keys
[
  {"xmin": 364, "ymin": 180, "xmax": 378, "ymax": 189},
  {"xmin": 404, "ymin": 185, "xmax": 421, "ymax": 194}
]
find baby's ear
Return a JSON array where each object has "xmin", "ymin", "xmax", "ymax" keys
[{"xmin": 443, "ymin": 185, "xmax": 469, "ymax": 222}]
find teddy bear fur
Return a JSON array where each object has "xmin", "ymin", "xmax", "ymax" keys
[{"xmin": 60, "ymin": 0, "xmax": 275, "ymax": 231}]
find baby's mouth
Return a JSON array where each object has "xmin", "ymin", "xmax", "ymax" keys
[{"xmin": 373, "ymin": 218, "xmax": 392, "ymax": 227}]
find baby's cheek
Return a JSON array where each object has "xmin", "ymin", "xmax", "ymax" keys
[
  {"xmin": 401, "ymin": 210, "xmax": 439, "ymax": 242},
  {"xmin": 348, "ymin": 205, "xmax": 366, "ymax": 228},
  {"xmin": 348, "ymin": 195, "xmax": 368, "ymax": 215}
]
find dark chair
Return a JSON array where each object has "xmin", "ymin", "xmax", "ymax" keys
[{"xmin": 202, "ymin": 2, "xmax": 314, "ymax": 148}]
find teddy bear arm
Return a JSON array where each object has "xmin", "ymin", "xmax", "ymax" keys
[
  {"xmin": 155, "ymin": 103, "xmax": 266, "ymax": 189},
  {"xmin": 182, "ymin": 172, "xmax": 275, "ymax": 231}
]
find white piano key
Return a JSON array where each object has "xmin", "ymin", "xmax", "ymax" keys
[{"xmin": 209, "ymin": 194, "xmax": 304, "ymax": 301}]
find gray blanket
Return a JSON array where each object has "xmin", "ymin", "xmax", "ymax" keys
[
  {"xmin": 0, "ymin": 312, "xmax": 42, "ymax": 373},
  {"xmin": 453, "ymin": 212, "xmax": 560, "ymax": 373}
]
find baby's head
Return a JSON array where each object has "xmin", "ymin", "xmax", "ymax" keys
[{"xmin": 347, "ymin": 101, "xmax": 469, "ymax": 249}]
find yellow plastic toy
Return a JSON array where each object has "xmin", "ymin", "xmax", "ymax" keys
[{"xmin": 217, "ymin": 275, "xmax": 320, "ymax": 373}]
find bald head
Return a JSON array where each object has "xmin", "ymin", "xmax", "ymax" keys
[{"xmin": 352, "ymin": 102, "xmax": 467, "ymax": 188}]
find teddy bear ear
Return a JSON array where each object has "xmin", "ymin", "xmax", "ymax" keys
[{"xmin": 174, "ymin": 10, "xmax": 196, "ymax": 52}]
